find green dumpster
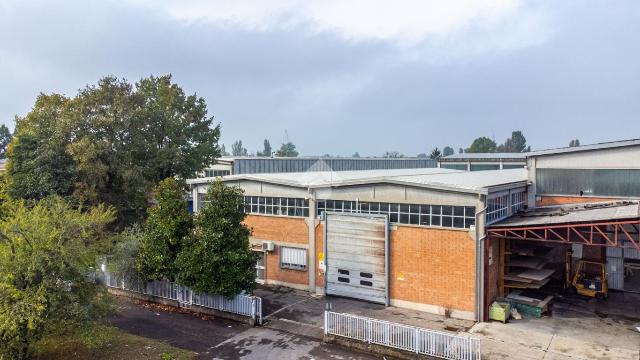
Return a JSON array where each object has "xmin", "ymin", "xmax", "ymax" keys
[{"xmin": 489, "ymin": 301, "xmax": 511, "ymax": 323}]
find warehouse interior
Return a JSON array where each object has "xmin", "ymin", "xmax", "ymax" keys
[{"xmin": 486, "ymin": 201, "xmax": 640, "ymax": 321}]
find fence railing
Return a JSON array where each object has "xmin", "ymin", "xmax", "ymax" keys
[
  {"xmin": 100, "ymin": 270, "xmax": 262, "ymax": 324},
  {"xmin": 324, "ymin": 311, "xmax": 480, "ymax": 360}
]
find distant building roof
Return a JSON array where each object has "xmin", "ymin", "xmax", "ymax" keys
[
  {"xmin": 187, "ymin": 168, "xmax": 529, "ymax": 195},
  {"xmin": 527, "ymin": 138, "xmax": 640, "ymax": 157},
  {"xmin": 441, "ymin": 153, "xmax": 527, "ymax": 161},
  {"xmin": 490, "ymin": 201, "xmax": 640, "ymax": 228}
]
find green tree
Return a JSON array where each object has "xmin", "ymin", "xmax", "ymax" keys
[
  {"xmin": 257, "ymin": 139, "xmax": 272, "ymax": 157},
  {"xmin": 220, "ymin": 144, "xmax": 230, "ymax": 156},
  {"xmin": 569, "ymin": 139, "xmax": 581, "ymax": 147},
  {"xmin": 0, "ymin": 124, "xmax": 12, "ymax": 159},
  {"xmin": 442, "ymin": 146, "xmax": 454, "ymax": 156},
  {"xmin": 466, "ymin": 137, "xmax": 497, "ymax": 153},
  {"xmin": 6, "ymin": 94, "xmax": 77, "ymax": 201},
  {"xmin": 430, "ymin": 147, "xmax": 442, "ymax": 159},
  {"xmin": 416, "ymin": 153, "xmax": 427, "ymax": 158},
  {"xmin": 276, "ymin": 142, "xmax": 299, "ymax": 157},
  {"xmin": 458, "ymin": 147, "xmax": 464, "ymax": 154},
  {"xmin": 0, "ymin": 198, "xmax": 116, "ymax": 360},
  {"xmin": 382, "ymin": 151, "xmax": 404, "ymax": 158},
  {"xmin": 7, "ymin": 75, "xmax": 220, "ymax": 226},
  {"xmin": 497, "ymin": 131, "xmax": 528, "ymax": 152},
  {"xmin": 231, "ymin": 140, "xmax": 248, "ymax": 156},
  {"xmin": 352, "ymin": 152, "xmax": 360, "ymax": 158},
  {"xmin": 176, "ymin": 181, "xmax": 258, "ymax": 297},
  {"xmin": 136, "ymin": 178, "xmax": 191, "ymax": 282}
]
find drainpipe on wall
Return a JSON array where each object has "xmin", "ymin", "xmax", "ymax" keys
[{"xmin": 474, "ymin": 195, "xmax": 488, "ymax": 323}]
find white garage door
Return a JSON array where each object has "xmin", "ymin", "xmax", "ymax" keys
[{"xmin": 325, "ymin": 213, "xmax": 388, "ymax": 305}]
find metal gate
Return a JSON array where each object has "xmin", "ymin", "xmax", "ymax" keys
[{"xmin": 324, "ymin": 213, "xmax": 389, "ymax": 305}]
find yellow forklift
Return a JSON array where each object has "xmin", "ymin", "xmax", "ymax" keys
[{"xmin": 566, "ymin": 250, "xmax": 608, "ymax": 299}]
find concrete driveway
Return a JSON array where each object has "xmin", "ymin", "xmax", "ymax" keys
[{"xmin": 109, "ymin": 297, "xmax": 380, "ymax": 360}]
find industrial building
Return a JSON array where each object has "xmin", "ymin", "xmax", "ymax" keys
[
  {"xmin": 187, "ymin": 139, "xmax": 640, "ymax": 322},
  {"xmin": 438, "ymin": 153, "xmax": 527, "ymax": 171},
  {"xmin": 202, "ymin": 156, "xmax": 436, "ymax": 176}
]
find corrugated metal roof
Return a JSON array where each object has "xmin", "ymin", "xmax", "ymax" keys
[
  {"xmin": 187, "ymin": 168, "xmax": 529, "ymax": 194},
  {"xmin": 527, "ymin": 138, "xmax": 640, "ymax": 157},
  {"xmin": 490, "ymin": 201, "xmax": 640, "ymax": 228}
]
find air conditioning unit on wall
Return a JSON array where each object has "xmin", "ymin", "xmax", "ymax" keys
[{"xmin": 261, "ymin": 241, "xmax": 275, "ymax": 252}]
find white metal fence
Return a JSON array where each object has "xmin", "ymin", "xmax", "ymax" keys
[
  {"xmin": 101, "ymin": 271, "xmax": 262, "ymax": 324},
  {"xmin": 324, "ymin": 311, "xmax": 480, "ymax": 360}
]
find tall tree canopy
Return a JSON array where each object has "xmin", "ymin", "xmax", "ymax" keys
[
  {"xmin": 136, "ymin": 178, "xmax": 191, "ymax": 282},
  {"xmin": 430, "ymin": 147, "xmax": 442, "ymax": 159},
  {"xmin": 6, "ymin": 75, "xmax": 220, "ymax": 225},
  {"xmin": 442, "ymin": 146, "xmax": 454, "ymax": 156},
  {"xmin": 231, "ymin": 140, "xmax": 248, "ymax": 156},
  {"xmin": 569, "ymin": 139, "xmax": 581, "ymax": 147},
  {"xmin": 0, "ymin": 124, "xmax": 12, "ymax": 159},
  {"xmin": 176, "ymin": 181, "xmax": 258, "ymax": 297},
  {"xmin": 276, "ymin": 142, "xmax": 299, "ymax": 157},
  {"xmin": 497, "ymin": 131, "xmax": 528, "ymax": 152},
  {"xmin": 257, "ymin": 139, "xmax": 272, "ymax": 157},
  {"xmin": 466, "ymin": 137, "xmax": 497, "ymax": 153},
  {"xmin": 382, "ymin": 151, "xmax": 404, "ymax": 158},
  {"xmin": 0, "ymin": 198, "xmax": 115, "ymax": 360}
]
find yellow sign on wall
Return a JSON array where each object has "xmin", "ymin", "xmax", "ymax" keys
[{"xmin": 318, "ymin": 252, "xmax": 324, "ymax": 261}]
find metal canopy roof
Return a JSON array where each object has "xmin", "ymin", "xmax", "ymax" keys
[
  {"xmin": 488, "ymin": 201, "xmax": 640, "ymax": 249},
  {"xmin": 490, "ymin": 201, "xmax": 640, "ymax": 228},
  {"xmin": 187, "ymin": 168, "xmax": 529, "ymax": 195}
]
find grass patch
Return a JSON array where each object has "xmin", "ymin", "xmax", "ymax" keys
[{"xmin": 33, "ymin": 325, "xmax": 196, "ymax": 360}]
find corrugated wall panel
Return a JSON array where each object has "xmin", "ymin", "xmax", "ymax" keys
[
  {"xmin": 537, "ymin": 169, "xmax": 640, "ymax": 197},
  {"xmin": 233, "ymin": 158, "xmax": 436, "ymax": 174},
  {"xmin": 606, "ymin": 256, "xmax": 625, "ymax": 290}
]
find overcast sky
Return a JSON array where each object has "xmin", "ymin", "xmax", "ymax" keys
[{"xmin": 1, "ymin": 1, "xmax": 639, "ymax": 156}]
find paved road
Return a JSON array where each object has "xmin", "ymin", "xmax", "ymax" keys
[{"xmin": 109, "ymin": 297, "xmax": 380, "ymax": 360}]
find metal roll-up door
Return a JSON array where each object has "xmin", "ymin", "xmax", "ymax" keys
[{"xmin": 325, "ymin": 213, "xmax": 388, "ymax": 305}]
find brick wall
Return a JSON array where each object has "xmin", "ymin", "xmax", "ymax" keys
[
  {"xmin": 244, "ymin": 215, "xmax": 310, "ymax": 286},
  {"xmin": 389, "ymin": 226, "xmax": 476, "ymax": 313},
  {"xmin": 536, "ymin": 195, "xmax": 617, "ymax": 207},
  {"xmin": 244, "ymin": 215, "xmax": 309, "ymax": 244}
]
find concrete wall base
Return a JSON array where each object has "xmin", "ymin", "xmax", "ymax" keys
[
  {"xmin": 324, "ymin": 334, "xmax": 434, "ymax": 360},
  {"xmin": 107, "ymin": 288, "xmax": 256, "ymax": 326},
  {"xmin": 390, "ymin": 298, "xmax": 476, "ymax": 321}
]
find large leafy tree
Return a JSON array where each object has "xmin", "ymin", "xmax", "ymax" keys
[
  {"xmin": 442, "ymin": 146, "xmax": 454, "ymax": 156},
  {"xmin": 0, "ymin": 198, "xmax": 115, "ymax": 360},
  {"xmin": 176, "ymin": 180, "xmax": 258, "ymax": 297},
  {"xmin": 466, "ymin": 137, "xmax": 497, "ymax": 153},
  {"xmin": 0, "ymin": 124, "xmax": 12, "ymax": 159},
  {"xmin": 7, "ymin": 75, "xmax": 220, "ymax": 225},
  {"xmin": 136, "ymin": 178, "xmax": 191, "ymax": 282},
  {"xmin": 276, "ymin": 142, "xmax": 299, "ymax": 157},
  {"xmin": 497, "ymin": 131, "xmax": 528, "ymax": 152}
]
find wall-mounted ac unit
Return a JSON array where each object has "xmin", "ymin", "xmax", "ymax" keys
[{"xmin": 262, "ymin": 241, "xmax": 275, "ymax": 252}]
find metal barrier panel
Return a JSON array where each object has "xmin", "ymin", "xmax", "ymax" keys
[
  {"xmin": 325, "ymin": 311, "xmax": 481, "ymax": 360},
  {"xmin": 101, "ymin": 270, "xmax": 262, "ymax": 322}
]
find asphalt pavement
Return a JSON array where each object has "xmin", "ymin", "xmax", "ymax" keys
[{"xmin": 108, "ymin": 297, "xmax": 381, "ymax": 360}]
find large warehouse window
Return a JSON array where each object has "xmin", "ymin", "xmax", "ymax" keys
[
  {"xmin": 486, "ymin": 190, "xmax": 526, "ymax": 224},
  {"xmin": 280, "ymin": 246, "xmax": 307, "ymax": 270},
  {"xmin": 243, "ymin": 196, "xmax": 309, "ymax": 217},
  {"xmin": 317, "ymin": 200, "xmax": 476, "ymax": 229}
]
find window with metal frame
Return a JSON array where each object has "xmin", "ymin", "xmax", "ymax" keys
[
  {"xmin": 317, "ymin": 200, "xmax": 475, "ymax": 229},
  {"xmin": 280, "ymin": 246, "xmax": 307, "ymax": 271},
  {"xmin": 243, "ymin": 196, "xmax": 309, "ymax": 217},
  {"xmin": 204, "ymin": 169, "xmax": 231, "ymax": 177}
]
